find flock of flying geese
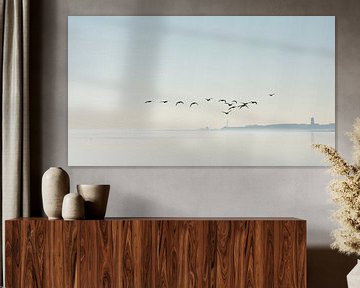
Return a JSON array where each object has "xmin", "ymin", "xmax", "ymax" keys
[{"xmin": 144, "ymin": 93, "xmax": 275, "ymax": 115}]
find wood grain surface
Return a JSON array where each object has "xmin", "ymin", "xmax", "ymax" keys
[{"xmin": 5, "ymin": 218, "xmax": 306, "ymax": 287}]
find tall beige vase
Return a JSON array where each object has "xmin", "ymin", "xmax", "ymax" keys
[{"xmin": 42, "ymin": 167, "xmax": 70, "ymax": 219}]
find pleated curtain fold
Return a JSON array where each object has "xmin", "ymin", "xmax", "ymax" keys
[{"xmin": 0, "ymin": 0, "xmax": 30, "ymax": 284}]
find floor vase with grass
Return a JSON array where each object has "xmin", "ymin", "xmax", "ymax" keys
[{"xmin": 347, "ymin": 260, "xmax": 360, "ymax": 287}]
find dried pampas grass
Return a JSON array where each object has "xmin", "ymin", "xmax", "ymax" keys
[{"xmin": 313, "ymin": 118, "xmax": 360, "ymax": 256}]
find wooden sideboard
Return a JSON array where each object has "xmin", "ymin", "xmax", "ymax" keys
[{"xmin": 5, "ymin": 218, "xmax": 306, "ymax": 287}]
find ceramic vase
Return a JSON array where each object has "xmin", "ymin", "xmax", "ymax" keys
[
  {"xmin": 347, "ymin": 260, "xmax": 360, "ymax": 287},
  {"xmin": 77, "ymin": 184, "xmax": 110, "ymax": 219},
  {"xmin": 62, "ymin": 192, "xmax": 85, "ymax": 220},
  {"xmin": 42, "ymin": 167, "xmax": 70, "ymax": 219}
]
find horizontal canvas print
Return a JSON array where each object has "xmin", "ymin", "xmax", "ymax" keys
[{"xmin": 68, "ymin": 16, "xmax": 335, "ymax": 166}]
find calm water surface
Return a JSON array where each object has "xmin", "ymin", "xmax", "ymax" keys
[{"xmin": 68, "ymin": 129, "xmax": 335, "ymax": 166}]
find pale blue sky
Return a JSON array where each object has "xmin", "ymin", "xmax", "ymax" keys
[{"xmin": 68, "ymin": 16, "xmax": 335, "ymax": 129}]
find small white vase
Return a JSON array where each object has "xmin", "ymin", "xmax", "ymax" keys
[
  {"xmin": 62, "ymin": 192, "xmax": 85, "ymax": 220},
  {"xmin": 77, "ymin": 184, "xmax": 110, "ymax": 219},
  {"xmin": 347, "ymin": 260, "xmax": 360, "ymax": 288},
  {"xmin": 42, "ymin": 167, "xmax": 70, "ymax": 219}
]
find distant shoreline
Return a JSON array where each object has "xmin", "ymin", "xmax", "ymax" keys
[{"xmin": 220, "ymin": 123, "xmax": 335, "ymax": 132}]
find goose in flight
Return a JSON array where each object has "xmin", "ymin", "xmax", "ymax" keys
[
  {"xmin": 205, "ymin": 98, "xmax": 213, "ymax": 102},
  {"xmin": 238, "ymin": 102, "xmax": 249, "ymax": 109},
  {"xmin": 160, "ymin": 100, "xmax": 168, "ymax": 103},
  {"xmin": 232, "ymin": 100, "xmax": 238, "ymax": 104},
  {"xmin": 250, "ymin": 101, "xmax": 258, "ymax": 104},
  {"xmin": 218, "ymin": 99, "xmax": 226, "ymax": 103},
  {"xmin": 176, "ymin": 101, "xmax": 184, "ymax": 106},
  {"xmin": 190, "ymin": 102, "xmax": 199, "ymax": 108},
  {"xmin": 222, "ymin": 111, "xmax": 231, "ymax": 115},
  {"xmin": 269, "ymin": 93, "xmax": 275, "ymax": 97},
  {"xmin": 144, "ymin": 100, "xmax": 152, "ymax": 103}
]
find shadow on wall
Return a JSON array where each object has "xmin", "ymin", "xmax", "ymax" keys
[
  {"xmin": 308, "ymin": 248, "xmax": 357, "ymax": 288},
  {"xmin": 29, "ymin": 0, "xmax": 47, "ymax": 216}
]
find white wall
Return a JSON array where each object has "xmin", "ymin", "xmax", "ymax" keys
[{"xmin": 30, "ymin": 0, "xmax": 360, "ymax": 248}]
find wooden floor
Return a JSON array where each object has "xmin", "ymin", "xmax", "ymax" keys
[{"xmin": 6, "ymin": 218, "xmax": 306, "ymax": 287}]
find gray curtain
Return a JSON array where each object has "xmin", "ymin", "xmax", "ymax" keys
[{"xmin": 0, "ymin": 0, "xmax": 30, "ymax": 284}]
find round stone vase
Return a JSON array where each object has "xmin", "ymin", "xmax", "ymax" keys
[
  {"xmin": 42, "ymin": 167, "xmax": 70, "ymax": 219},
  {"xmin": 62, "ymin": 192, "xmax": 85, "ymax": 220},
  {"xmin": 77, "ymin": 184, "xmax": 110, "ymax": 219}
]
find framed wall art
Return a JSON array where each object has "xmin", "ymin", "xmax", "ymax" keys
[{"xmin": 68, "ymin": 16, "xmax": 335, "ymax": 166}]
